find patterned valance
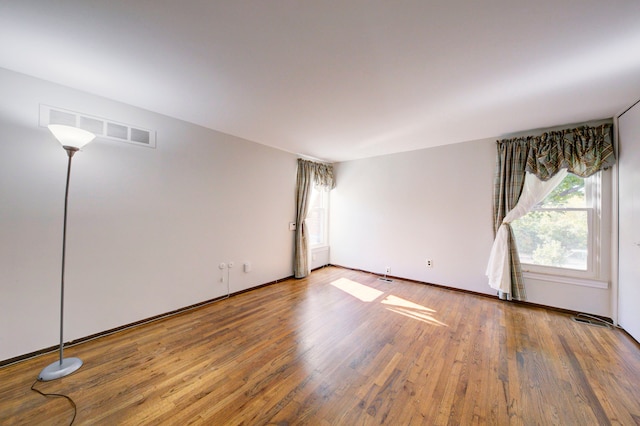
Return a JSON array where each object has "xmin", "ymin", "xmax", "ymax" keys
[
  {"xmin": 498, "ymin": 123, "xmax": 614, "ymax": 181},
  {"xmin": 298, "ymin": 159, "xmax": 336, "ymax": 189}
]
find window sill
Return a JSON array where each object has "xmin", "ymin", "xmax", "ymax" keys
[{"xmin": 523, "ymin": 271, "xmax": 608, "ymax": 289}]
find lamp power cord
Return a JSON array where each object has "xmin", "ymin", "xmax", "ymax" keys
[{"xmin": 30, "ymin": 378, "xmax": 77, "ymax": 425}]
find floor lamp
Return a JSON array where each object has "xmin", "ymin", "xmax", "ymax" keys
[{"xmin": 38, "ymin": 124, "xmax": 96, "ymax": 381}]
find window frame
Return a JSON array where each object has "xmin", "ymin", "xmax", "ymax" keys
[{"xmin": 515, "ymin": 172, "xmax": 603, "ymax": 280}]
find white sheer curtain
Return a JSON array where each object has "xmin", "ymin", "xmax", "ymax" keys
[{"xmin": 486, "ymin": 170, "xmax": 568, "ymax": 296}]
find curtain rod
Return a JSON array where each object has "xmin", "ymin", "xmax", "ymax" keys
[
  {"xmin": 296, "ymin": 153, "xmax": 333, "ymax": 165},
  {"xmin": 499, "ymin": 118, "xmax": 613, "ymax": 140}
]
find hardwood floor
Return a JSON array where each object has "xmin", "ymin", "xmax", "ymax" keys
[{"xmin": 1, "ymin": 266, "xmax": 639, "ymax": 425}]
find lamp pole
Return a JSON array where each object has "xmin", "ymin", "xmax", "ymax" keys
[
  {"xmin": 57, "ymin": 147, "xmax": 77, "ymax": 366},
  {"xmin": 38, "ymin": 126, "xmax": 94, "ymax": 381}
]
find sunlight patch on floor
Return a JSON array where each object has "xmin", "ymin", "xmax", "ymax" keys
[
  {"xmin": 385, "ymin": 307, "xmax": 448, "ymax": 326},
  {"xmin": 382, "ymin": 294, "xmax": 447, "ymax": 326},
  {"xmin": 330, "ymin": 278, "xmax": 384, "ymax": 302},
  {"xmin": 329, "ymin": 279, "xmax": 446, "ymax": 325},
  {"xmin": 381, "ymin": 294, "xmax": 435, "ymax": 312}
]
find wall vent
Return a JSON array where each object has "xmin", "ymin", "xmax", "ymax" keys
[{"xmin": 39, "ymin": 104, "xmax": 156, "ymax": 149}]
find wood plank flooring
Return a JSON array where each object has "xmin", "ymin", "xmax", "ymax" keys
[{"xmin": 1, "ymin": 266, "xmax": 639, "ymax": 425}]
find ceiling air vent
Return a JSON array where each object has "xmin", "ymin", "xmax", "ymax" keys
[{"xmin": 39, "ymin": 104, "xmax": 156, "ymax": 149}]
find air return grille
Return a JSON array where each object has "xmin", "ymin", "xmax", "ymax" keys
[
  {"xmin": 571, "ymin": 314, "xmax": 613, "ymax": 329},
  {"xmin": 39, "ymin": 104, "xmax": 156, "ymax": 148}
]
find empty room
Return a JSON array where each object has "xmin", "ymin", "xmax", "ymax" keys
[{"xmin": 1, "ymin": 1, "xmax": 640, "ymax": 424}]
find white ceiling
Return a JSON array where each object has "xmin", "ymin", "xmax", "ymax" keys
[{"xmin": 1, "ymin": 1, "xmax": 640, "ymax": 162}]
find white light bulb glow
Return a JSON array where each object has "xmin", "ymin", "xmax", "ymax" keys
[{"xmin": 48, "ymin": 124, "xmax": 96, "ymax": 149}]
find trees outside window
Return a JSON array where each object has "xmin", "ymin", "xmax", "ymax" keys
[{"xmin": 512, "ymin": 173, "xmax": 599, "ymax": 274}]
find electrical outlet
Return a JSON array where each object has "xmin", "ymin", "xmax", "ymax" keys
[
  {"xmin": 426, "ymin": 259, "xmax": 433, "ymax": 268},
  {"xmin": 385, "ymin": 266, "xmax": 391, "ymax": 274}
]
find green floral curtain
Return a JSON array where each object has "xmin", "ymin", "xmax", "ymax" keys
[
  {"xmin": 492, "ymin": 140, "xmax": 528, "ymax": 300},
  {"xmin": 312, "ymin": 161, "xmax": 336, "ymax": 190},
  {"xmin": 490, "ymin": 123, "xmax": 614, "ymax": 300},
  {"xmin": 294, "ymin": 159, "xmax": 335, "ymax": 278},
  {"xmin": 519, "ymin": 124, "xmax": 614, "ymax": 180}
]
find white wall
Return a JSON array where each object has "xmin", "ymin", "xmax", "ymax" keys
[
  {"xmin": 618, "ymin": 100, "xmax": 640, "ymax": 341},
  {"xmin": 0, "ymin": 68, "xmax": 297, "ymax": 361},
  {"xmin": 330, "ymin": 137, "xmax": 613, "ymax": 316},
  {"xmin": 330, "ymin": 139, "xmax": 496, "ymax": 295}
]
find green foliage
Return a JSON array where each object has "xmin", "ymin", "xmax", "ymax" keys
[
  {"xmin": 532, "ymin": 239, "xmax": 567, "ymax": 266},
  {"xmin": 543, "ymin": 174, "xmax": 585, "ymax": 207},
  {"xmin": 512, "ymin": 175, "xmax": 588, "ymax": 270},
  {"xmin": 513, "ymin": 210, "xmax": 587, "ymax": 268}
]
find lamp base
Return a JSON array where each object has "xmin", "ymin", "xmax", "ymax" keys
[{"xmin": 38, "ymin": 357, "xmax": 83, "ymax": 381}]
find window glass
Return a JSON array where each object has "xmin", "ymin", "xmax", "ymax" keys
[
  {"xmin": 512, "ymin": 173, "xmax": 596, "ymax": 273},
  {"xmin": 538, "ymin": 174, "xmax": 586, "ymax": 208},
  {"xmin": 307, "ymin": 186, "xmax": 328, "ymax": 247}
]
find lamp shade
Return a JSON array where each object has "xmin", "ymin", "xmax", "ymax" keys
[{"xmin": 48, "ymin": 124, "xmax": 96, "ymax": 149}]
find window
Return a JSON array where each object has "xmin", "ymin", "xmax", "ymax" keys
[
  {"xmin": 306, "ymin": 185, "xmax": 329, "ymax": 247},
  {"xmin": 511, "ymin": 172, "xmax": 601, "ymax": 277}
]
